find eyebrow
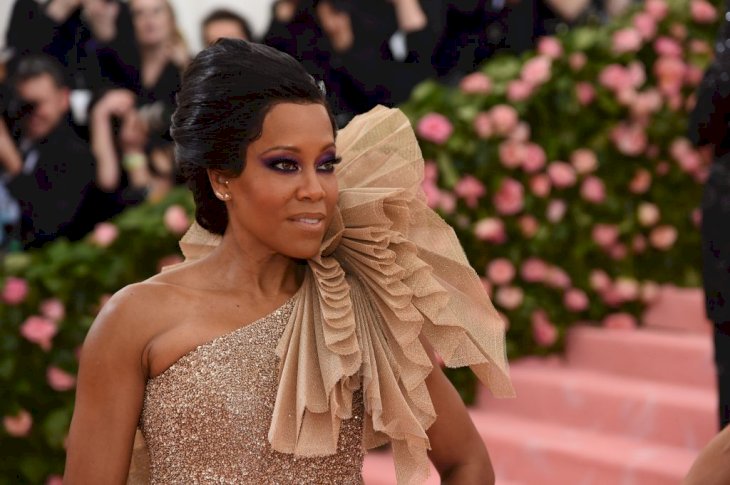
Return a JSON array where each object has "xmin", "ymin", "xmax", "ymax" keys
[{"xmin": 258, "ymin": 142, "xmax": 336, "ymax": 156}]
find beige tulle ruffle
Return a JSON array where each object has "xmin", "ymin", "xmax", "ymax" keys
[{"xmin": 129, "ymin": 106, "xmax": 514, "ymax": 485}]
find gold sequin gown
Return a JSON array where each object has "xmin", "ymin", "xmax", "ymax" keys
[{"xmin": 139, "ymin": 295, "xmax": 365, "ymax": 484}]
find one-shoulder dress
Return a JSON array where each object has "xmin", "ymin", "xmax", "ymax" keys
[{"xmin": 138, "ymin": 294, "xmax": 365, "ymax": 484}]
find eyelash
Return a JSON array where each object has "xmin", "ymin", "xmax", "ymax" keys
[{"xmin": 269, "ymin": 157, "xmax": 342, "ymax": 173}]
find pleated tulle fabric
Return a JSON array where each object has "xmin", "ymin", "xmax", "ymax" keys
[{"xmin": 129, "ymin": 106, "xmax": 514, "ymax": 485}]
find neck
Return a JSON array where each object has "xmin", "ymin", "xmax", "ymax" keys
[
  {"xmin": 141, "ymin": 44, "xmax": 167, "ymax": 63},
  {"xmin": 201, "ymin": 228, "xmax": 303, "ymax": 300}
]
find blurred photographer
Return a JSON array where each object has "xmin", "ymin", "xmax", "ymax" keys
[{"xmin": 3, "ymin": 55, "xmax": 95, "ymax": 249}]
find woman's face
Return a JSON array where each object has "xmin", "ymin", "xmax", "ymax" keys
[
  {"xmin": 218, "ymin": 102, "xmax": 339, "ymax": 260},
  {"xmin": 130, "ymin": 0, "xmax": 173, "ymax": 48}
]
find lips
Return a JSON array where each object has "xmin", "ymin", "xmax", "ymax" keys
[{"xmin": 288, "ymin": 213, "xmax": 326, "ymax": 230}]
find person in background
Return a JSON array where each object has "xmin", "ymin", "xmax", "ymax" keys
[
  {"xmin": 201, "ymin": 8, "xmax": 254, "ymax": 47},
  {"xmin": 3, "ymin": 55, "xmax": 95, "ymax": 249},
  {"xmin": 688, "ymin": 0, "xmax": 730, "ymax": 432}
]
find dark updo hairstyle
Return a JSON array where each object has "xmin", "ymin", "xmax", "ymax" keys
[{"xmin": 171, "ymin": 38, "xmax": 335, "ymax": 235}]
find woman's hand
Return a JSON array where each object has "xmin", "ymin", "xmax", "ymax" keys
[
  {"xmin": 316, "ymin": 1, "xmax": 353, "ymax": 53},
  {"xmin": 92, "ymin": 89, "xmax": 136, "ymax": 121},
  {"xmin": 120, "ymin": 110, "xmax": 148, "ymax": 155},
  {"xmin": 45, "ymin": 0, "xmax": 83, "ymax": 24}
]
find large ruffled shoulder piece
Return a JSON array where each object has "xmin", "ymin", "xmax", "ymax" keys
[{"xmin": 176, "ymin": 105, "xmax": 513, "ymax": 484}]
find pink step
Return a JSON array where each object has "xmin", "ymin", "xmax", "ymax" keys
[
  {"xmin": 643, "ymin": 285, "xmax": 711, "ymax": 333},
  {"xmin": 363, "ymin": 450, "xmax": 521, "ymax": 485},
  {"xmin": 478, "ymin": 362, "xmax": 716, "ymax": 450},
  {"xmin": 565, "ymin": 325, "xmax": 715, "ymax": 390},
  {"xmin": 472, "ymin": 411, "xmax": 700, "ymax": 485}
]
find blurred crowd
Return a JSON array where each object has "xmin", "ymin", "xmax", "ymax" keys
[{"xmin": 0, "ymin": 0, "xmax": 624, "ymax": 252}]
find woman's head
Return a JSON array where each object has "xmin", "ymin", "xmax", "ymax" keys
[
  {"xmin": 172, "ymin": 39, "xmax": 337, "ymax": 258},
  {"xmin": 130, "ymin": 0, "xmax": 180, "ymax": 49}
]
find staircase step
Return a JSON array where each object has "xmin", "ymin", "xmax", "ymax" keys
[
  {"xmin": 565, "ymin": 325, "xmax": 715, "ymax": 389},
  {"xmin": 472, "ymin": 411, "xmax": 700, "ymax": 485},
  {"xmin": 643, "ymin": 285, "xmax": 711, "ymax": 333},
  {"xmin": 478, "ymin": 361, "xmax": 716, "ymax": 450}
]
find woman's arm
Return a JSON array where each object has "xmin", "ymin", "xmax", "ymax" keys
[
  {"xmin": 90, "ymin": 89, "xmax": 135, "ymax": 192},
  {"xmin": 64, "ymin": 286, "xmax": 150, "ymax": 485},
  {"xmin": 422, "ymin": 338, "xmax": 495, "ymax": 484},
  {"xmin": 0, "ymin": 118, "xmax": 22, "ymax": 177}
]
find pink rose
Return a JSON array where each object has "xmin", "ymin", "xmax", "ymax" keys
[
  {"xmin": 164, "ymin": 205, "xmax": 190, "ymax": 235},
  {"xmin": 685, "ymin": 65, "xmax": 704, "ymax": 87},
  {"xmin": 633, "ymin": 12, "xmax": 657, "ymax": 39},
  {"xmin": 580, "ymin": 176, "xmax": 606, "ymax": 204},
  {"xmin": 454, "ymin": 175, "xmax": 486, "ymax": 208},
  {"xmin": 46, "ymin": 476, "xmax": 63, "ymax": 485},
  {"xmin": 521, "ymin": 56, "xmax": 552, "ymax": 86},
  {"xmin": 654, "ymin": 57, "xmax": 686, "ymax": 96},
  {"xmin": 493, "ymin": 178, "xmax": 525, "ymax": 215},
  {"xmin": 422, "ymin": 180, "xmax": 441, "ymax": 209},
  {"xmin": 629, "ymin": 169, "xmax": 652, "ymax": 193},
  {"xmin": 689, "ymin": 39, "xmax": 711, "ymax": 55},
  {"xmin": 575, "ymin": 82, "xmax": 595, "ymax": 106},
  {"xmin": 592, "ymin": 224, "xmax": 620, "ymax": 247},
  {"xmin": 645, "ymin": 0, "xmax": 669, "ymax": 20},
  {"xmin": 40, "ymin": 298, "xmax": 65, "ymax": 322},
  {"xmin": 547, "ymin": 161, "xmax": 577, "ymax": 189},
  {"xmin": 674, "ymin": 149, "xmax": 702, "ymax": 174},
  {"xmin": 569, "ymin": 52, "xmax": 587, "ymax": 71},
  {"xmin": 691, "ymin": 0, "xmax": 718, "ymax": 23},
  {"xmin": 589, "ymin": 269, "xmax": 611, "ymax": 292},
  {"xmin": 649, "ymin": 225, "xmax": 678, "ymax": 250},
  {"xmin": 669, "ymin": 23, "xmax": 688, "ymax": 40},
  {"xmin": 529, "ymin": 174, "xmax": 551, "ymax": 198},
  {"xmin": 2, "ymin": 277, "xmax": 28, "ymax": 305},
  {"xmin": 518, "ymin": 215, "xmax": 539, "ymax": 238},
  {"xmin": 474, "ymin": 218, "xmax": 506, "ymax": 244},
  {"xmin": 459, "ymin": 72, "xmax": 492, "ymax": 94},
  {"xmin": 611, "ymin": 122, "xmax": 647, "ymax": 156},
  {"xmin": 498, "ymin": 140, "xmax": 525, "ymax": 169},
  {"xmin": 631, "ymin": 89, "xmax": 663, "ymax": 119},
  {"xmin": 507, "ymin": 79, "xmax": 533, "ymax": 102},
  {"xmin": 612, "ymin": 28, "xmax": 643, "ymax": 54},
  {"xmin": 654, "ymin": 36, "xmax": 682, "ymax": 57},
  {"xmin": 424, "ymin": 161, "xmax": 438, "ymax": 182},
  {"xmin": 473, "ymin": 112, "xmax": 493, "ymax": 139},
  {"xmin": 157, "ymin": 254, "xmax": 185, "ymax": 273},
  {"xmin": 509, "ymin": 122, "xmax": 531, "ymax": 143},
  {"xmin": 532, "ymin": 310, "xmax": 558, "ymax": 347},
  {"xmin": 522, "ymin": 143, "xmax": 547, "ymax": 173},
  {"xmin": 570, "ymin": 148, "xmax": 598, "ymax": 174},
  {"xmin": 3, "ymin": 409, "xmax": 32, "ymax": 437},
  {"xmin": 638, "ymin": 202, "xmax": 660, "ymax": 226},
  {"xmin": 641, "ymin": 281, "xmax": 661, "ymax": 303},
  {"xmin": 487, "ymin": 258, "xmax": 516, "ymax": 285},
  {"xmin": 91, "ymin": 222, "xmax": 118, "ymax": 248},
  {"xmin": 546, "ymin": 199, "xmax": 567, "ymax": 223},
  {"xmin": 615, "ymin": 277, "xmax": 640, "ymax": 301},
  {"xmin": 670, "ymin": 139, "xmax": 692, "ymax": 161},
  {"xmin": 417, "ymin": 113, "xmax": 453, "ymax": 145},
  {"xmin": 545, "ymin": 266, "xmax": 572, "ymax": 289},
  {"xmin": 564, "ymin": 288, "xmax": 589, "ymax": 312},
  {"xmin": 633, "ymin": 234, "xmax": 647, "ymax": 253},
  {"xmin": 20, "ymin": 316, "xmax": 58, "ymax": 351},
  {"xmin": 599, "ymin": 64, "xmax": 628, "ymax": 92},
  {"xmin": 610, "ymin": 243, "xmax": 628, "ymax": 261},
  {"xmin": 692, "ymin": 208, "xmax": 702, "ymax": 228},
  {"xmin": 438, "ymin": 191, "xmax": 456, "ymax": 214},
  {"xmin": 495, "ymin": 286, "xmax": 524, "ymax": 310},
  {"xmin": 603, "ymin": 313, "xmax": 638, "ymax": 329},
  {"xmin": 489, "ymin": 105, "xmax": 519, "ymax": 136},
  {"xmin": 521, "ymin": 258, "xmax": 548, "ymax": 282},
  {"xmin": 627, "ymin": 61, "xmax": 647, "ymax": 88},
  {"xmin": 537, "ymin": 37, "xmax": 563, "ymax": 59},
  {"xmin": 47, "ymin": 366, "xmax": 76, "ymax": 391},
  {"xmin": 656, "ymin": 161, "xmax": 670, "ymax": 176}
]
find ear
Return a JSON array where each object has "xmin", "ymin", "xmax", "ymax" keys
[
  {"xmin": 59, "ymin": 87, "xmax": 71, "ymax": 112},
  {"xmin": 207, "ymin": 168, "xmax": 231, "ymax": 201}
]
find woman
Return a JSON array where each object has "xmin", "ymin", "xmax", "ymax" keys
[{"xmin": 64, "ymin": 39, "xmax": 513, "ymax": 484}]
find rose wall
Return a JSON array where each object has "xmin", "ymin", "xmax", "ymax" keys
[{"xmin": 0, "ymin": 0, "xmax": 724, "ymax": 481}]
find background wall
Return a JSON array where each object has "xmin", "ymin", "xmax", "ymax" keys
[{"xmin": 0, "ymin": 0, "xmax": 277, "ymax": 54}]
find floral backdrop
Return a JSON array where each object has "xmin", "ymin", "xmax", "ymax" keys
[{"xmin": 0, "ymin": 0, "xmax": 723, "ymax": 481}]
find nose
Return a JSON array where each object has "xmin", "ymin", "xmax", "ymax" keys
[{"xmin": 296, "ymin": 168, "xmax": 326, "ymax": 202}]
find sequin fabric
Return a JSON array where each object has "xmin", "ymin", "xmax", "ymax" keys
[{"xmin": 140, "ymin": 296, "xmax": 365, "ymax": 484}]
